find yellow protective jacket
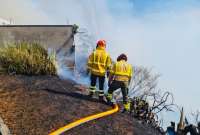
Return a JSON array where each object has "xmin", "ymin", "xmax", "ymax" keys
[
  {"xmin": 87, "ymin": 47, "xmax": 112, "ymax": 76},
  {"xmin": 110, "ymin": 60, "xmax": 133, "ymax": 82}
]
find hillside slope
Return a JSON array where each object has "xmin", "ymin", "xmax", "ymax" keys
[{"xmin": 0, "ymin": 75, "xmax": 161, "ymax": 135}]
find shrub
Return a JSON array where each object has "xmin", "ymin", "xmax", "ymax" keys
[{"xmin": 0, "ymin": 42, "xmax": 57, "ymax": 75}]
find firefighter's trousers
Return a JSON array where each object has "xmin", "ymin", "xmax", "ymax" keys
[
  {"xmin": 107, "ymin": 80, "xmax": 130, "ymax": 111},
  {"xmin": 89, "ymin": 74, "xmax": 105, "ymax": 98}
]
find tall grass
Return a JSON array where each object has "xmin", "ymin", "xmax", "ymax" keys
[{"xmin": 0, "ymin": 42, "xmax": 57, "ymax": 75}]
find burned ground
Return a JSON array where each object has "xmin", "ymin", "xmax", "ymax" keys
[{"xmin": 0, "ymin": 75, "xmax": 161, "ymax": 135}]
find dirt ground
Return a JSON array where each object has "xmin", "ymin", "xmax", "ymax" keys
[{"xmin": 0, "ymin": 75, "xmax": 161, "ymax": 135}]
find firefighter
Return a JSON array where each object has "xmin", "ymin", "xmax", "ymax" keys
[
  {"xmin": 106, "ymin": 54, "xmax": 133, "ymax": 112},
  {"xmin": 87, "ymin": 40, "xmax": 112, "ymax": 101}
]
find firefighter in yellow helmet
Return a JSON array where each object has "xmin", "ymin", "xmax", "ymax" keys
[
  {"xmin": 106, "ymin": 54, "xmax": 133, "ymax": 112},
  {"xmin": 87, "ymin": 40, "xmax": 112, "ymax": 101}
]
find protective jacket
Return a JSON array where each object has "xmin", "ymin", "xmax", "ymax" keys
[
  {"xmin": 87, "ymin": 47, "xmax": 112, "ymax": 76},
  {"xmin": 110, "ymin": 60, "xmax": 133, "ymax": 82}
]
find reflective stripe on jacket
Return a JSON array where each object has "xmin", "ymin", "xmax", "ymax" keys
[
  {"xmin": 87, "ymin": 47, "xmax": 111, "ymax": 76},
  {"xmin": 110, "ymin": 60, "xmax": 133, "ymax": 81}
]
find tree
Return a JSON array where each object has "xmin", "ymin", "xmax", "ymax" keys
[
  {"xmin": 129, "ymin": 66, "xmax": 160, "ymax": 99},
  {"xmin": 150, "ymin": 91, "xmax": 174, "ymax": 114},
  {"xmin": 128, "ymin": 66, "xmax": 175, "ymax": 114}
]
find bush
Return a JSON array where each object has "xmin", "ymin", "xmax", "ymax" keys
[{"xmin": 0, "ymin": 42, "xmax": 57, "ymax": 75}]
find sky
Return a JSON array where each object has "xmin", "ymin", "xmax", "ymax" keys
[{"xmin": 0, "ymin": 0, "xmax": 200, "ymax": 126}]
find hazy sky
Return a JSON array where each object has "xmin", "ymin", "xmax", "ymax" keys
[{"xmin": 0, "ymin": 0, "xmax": 200, "ymax": 124}]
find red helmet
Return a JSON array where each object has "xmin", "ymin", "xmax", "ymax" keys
[
  {"xmin": 97, "ymin": 40, "xmax": 106, "ymax": 48},
  {"xmin": 117, "ymin": 53, "xmax": 127, "ymax": 61}
]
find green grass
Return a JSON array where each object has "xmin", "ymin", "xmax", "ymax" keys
[{"xmin": 0, "ymin": 42, "xmax": 57, "ymax": 75}]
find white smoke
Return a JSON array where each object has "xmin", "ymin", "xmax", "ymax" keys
[
  {"xmin": 56, "ymin": 32, "xmax": 94, "ymax": 85},
  {"xmin": 0, "ymin": 0, "xmax": 52, "ymax": 24}
]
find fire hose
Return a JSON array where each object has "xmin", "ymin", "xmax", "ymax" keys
[{"xmin": 49, "ymin": 104, "xmax": 119, "ymax": 135}]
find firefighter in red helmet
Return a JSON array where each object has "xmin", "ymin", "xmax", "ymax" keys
[{"xmin": 87, "ymin": 40, "xmax": 112, "ymax": 101}]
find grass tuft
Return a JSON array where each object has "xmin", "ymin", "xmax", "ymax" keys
[{"xmin": 0, "ymin": 42, "xmax": 57, "ymax": 75}]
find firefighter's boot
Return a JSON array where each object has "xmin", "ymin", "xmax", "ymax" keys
[
  {"xmin": 88, "ymin": 86, "xmax": 96, "ymax": 98},
  {"xmin": 98, "ymin": 90, "xmax": 105, "ymax": 102},
  {"xmin": 122, "ymin": 102, "xmax": 131, "ymax": 113},
  {"xmin": 106, "ymin": 93, "xmax": 113, "ymax": 105}
]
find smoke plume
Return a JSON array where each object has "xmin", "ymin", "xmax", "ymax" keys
[{"xmin": 0, "ymin": 0, "xmax": 52, "ymax": 24}]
